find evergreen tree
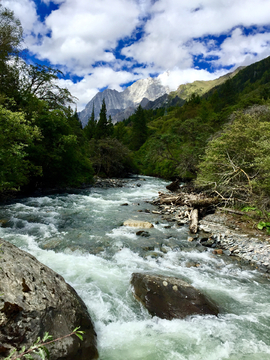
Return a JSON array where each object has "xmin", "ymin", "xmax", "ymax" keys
[
  {"xmin": 95, "ymin": 99, "xmax": 108, "ymax": 139},
  {"xmin": 107, "ymin": 115, "xmax": 114, "ymax": 137},
  {"xmin": 130, "ymin": 105, "xmax": 148, "ymax": 150},
  {"xmin": 84, "ymin": 105, "xmax": 96, "ymax": 139}
]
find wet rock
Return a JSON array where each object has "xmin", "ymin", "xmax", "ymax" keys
[
  {"xmin": 0, "ymin": 239, "xmax": 98, "ymax": 360},
  {"xmin": 123, "ymin": 219, "xmax": 154, "ymax": 228},
  {"xmin": 213, "ymin": 249, "xmax": 223, "ymax": 255},
  {"xmin": 136, "ymin": 230, "xmax": 150, "ymax": 237},
  {"xmin": 200, "ymin": 237, "xmax": 216, "ymax": 247},
  {"xmin": 120, "ymin": 203, "xmax": 129, "ymax": 206},
  {"xmin": 185, "ymin": 261, "xmax": 200, "ymax": 268},
  {"xmin": 131, "ymin": 273, "xmax": 219, "ymax": 320},
  {"xmin": 143, "ymin": 252, "xmax": 162, "ymax": 259},
  {"xmin": 166, "ymin": 179, "xmax": 180, "ymax": 192},
  {"xmin": 141, "ymin": 245, "xmax": 155, "ymax": 251}
]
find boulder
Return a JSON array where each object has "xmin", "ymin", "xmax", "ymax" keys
[
  {"xmin": 0, "ymin": 239, "xmax": 98, "ymax": 360},
  {"xmin": 131, "ymin": 273, "xmax": 219, "ymax": 320},
  {"xmin": 166, "ymin": 179, "xmax": 180, "ymax": 192},
  {"xmin": 123, "ymin": 219, "xmax": 154, "ymax": 228}
]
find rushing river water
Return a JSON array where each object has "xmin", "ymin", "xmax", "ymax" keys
[{"xmin": 0, "ymin": 176, "xmax": 270, "ymax": 360}]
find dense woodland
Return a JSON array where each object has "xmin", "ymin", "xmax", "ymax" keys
[{"xmin": 1, "ymin": 6, "xmax": 270, "ymax": 219}]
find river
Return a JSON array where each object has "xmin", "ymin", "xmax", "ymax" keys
[{"xmin": 0, "ymin": 176, "xmax": 270, "ymax": 360}]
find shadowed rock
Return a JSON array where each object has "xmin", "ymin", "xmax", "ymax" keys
[
  {"xmin": 0, "ymin": 239, "xmax": 98, "ymax": 360},
  {"xmin": 131, "ymin": 273, "xmax": 219, "ymax": 320}
]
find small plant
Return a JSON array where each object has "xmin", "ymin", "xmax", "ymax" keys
[
  {"xmin": 4, "ymin": 328, "xmax": 85, "ymax": 360},
  {"xmin": 257, "ymin": 221, "xmax": 270, "ymax": 234},
  {"xmin": 241, "ymin": 206, "xmax": 257, "ymax": 212}
]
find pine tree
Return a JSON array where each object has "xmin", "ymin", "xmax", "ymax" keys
[
  {"xmin": 107, "ymin": 115, "xmax": 114, "ymax": 137},
  {"xmin": 130, "ymin": 105, "xmax": 148, "ymax": 150},
  {"xmin": 95, "ymin": 99, "xmax": 108, "ymax": 139},
  {"xmin": 84, "ymin": 105, "xmax": 96, "ymax": 139}
]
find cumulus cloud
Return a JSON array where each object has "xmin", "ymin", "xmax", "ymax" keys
[
  {"xmin": 3, "ymin": 0, "xmax": 270, "ymax": 107},
  {"xmin": 158, "ymin": 68, "xmax": 227, "ymax": 91},
  {"xmin": 122, "ymin": 0, "xmax": 270, "ymax": 69},
  {"xmin": 28, "ymin": 0, "xmax": 140, "ymax": 75},
  {"xmin": 2, "ymin": 0, "xmax": 45, "ymax": 36}
]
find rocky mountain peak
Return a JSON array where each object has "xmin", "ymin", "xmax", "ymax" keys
[{"xmin": 79, "ymin": 77, "xmax": 170, "ymax": 126}]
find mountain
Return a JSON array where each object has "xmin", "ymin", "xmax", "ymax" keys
[
  {"xmin": 170, "ymin": 67, "xmax": 244, "ymax": 101},
  {"xmin": 79, "ymin": 67, "xmax": 244, "ymax": 127},
  {"xmin": 79, "ymin": 77, "xmax": 170, "ymax": 126}
]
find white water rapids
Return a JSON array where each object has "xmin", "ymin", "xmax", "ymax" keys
[{"xmin": 0, "ymin": 176, "xmax": 270, "ymax": 360}]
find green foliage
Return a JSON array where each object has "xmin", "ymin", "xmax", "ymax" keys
[
  {"xmin": 84, "ymin": 106, "xmax": 96, "ymax": 140},
  {"xmin": 257, "ymin": 221, "xmax": 270, "ymax": 234},
  {"xmin": 27, "ymin": 103, "xmax": 93, "ymax": 188},
  {"xmin": 0, "ymin": 7, "xmax": 93, "ymax": 194},
  {"xmin": 0, "ymin": 106, "xmax": 40, "ymax": 192},
  {"xmin": 130, "ymin": 105, "xmax": 148, "ymax": 151},
  {"xmin": 95, "ymin": 99, "xmax": 112, "ymax": 139},
  {"xmin": 89, "ymin": 138, "xmax": 135, "ymax": 177},
  {"xmin": 196, "ymin": 107, "xmax": 270, "ymax": 208},
  {"xmin": 4, "ymin": 328, "xmax": 84, "ymax": 360}
]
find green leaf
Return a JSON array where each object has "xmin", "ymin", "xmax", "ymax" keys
[
  {"xmin": 242, "ymin": 206, "xmax": 257, "ymax": 212},
  {"xmin": 42, "ymin": 332, "xmax": 52, "ymax": 342},
  {"xmin": 43, "ymin": 346, "xmax": 50, "ymax": 359},
  {"xmin": 75, "ymin": 333, "xmax": 84, "ymax": 341},
  {"xmin": 24, "ymin": 354, "xmax": 34, "ymax": 360},
  {"xmin": 258, "ymin": 221, "xmax": 266, "ymax": 230},
  {"xmin": 37, "ymin": 347, "xmax": 47, "ymax": 360}
]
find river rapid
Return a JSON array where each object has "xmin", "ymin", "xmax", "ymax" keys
[{"xmin": 0, "ymin": 176, "xmax": 270, "ymax": 360}]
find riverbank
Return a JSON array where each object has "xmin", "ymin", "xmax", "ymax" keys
[{"xmin": 150, "ymin": 190, "xmax": 270, "ymax": 274}]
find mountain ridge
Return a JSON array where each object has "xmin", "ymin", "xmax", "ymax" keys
[
  {"xmin": 79, "ymin": 77, "xmax": 170, "ymax": 126},
  {"xmin": 79, "ymin": 67, "xmax": 243, "ymax": 126}
]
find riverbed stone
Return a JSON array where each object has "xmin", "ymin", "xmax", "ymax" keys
[
  {"xmin": 131, "ymin": 273, "xmax": 219, "ymax": 320},
  {"xmin": 123, "ymin": 219, "xmax": 154, "ymax": 228},
  {"xmin": 0, "ymin": 239, "xmax": 98, "ymax": 360}
]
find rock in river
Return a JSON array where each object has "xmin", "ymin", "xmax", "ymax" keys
[
  {"xmin": 131, "ymin": 273, "xmax": 219, "ymax": 320},
  {"xmin": 123, "ymin": 219, "xmax": 154, "ymax": 228},
  {"xmin": 0, "ymin": 239, "xmax": 98, "ymax": 360}
]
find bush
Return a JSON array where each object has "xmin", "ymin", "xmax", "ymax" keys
[{"xmin": 196, "ymin": 106, "xmax": 270, "ymax": 209}]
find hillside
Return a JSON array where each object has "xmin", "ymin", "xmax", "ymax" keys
[
  {"xmin": 121, "ymin": 55, "xmax": 270, "ymax": 212},
  {"xmin": 170, "ymin": 67, "xmax": 244, "ymax": 100}
]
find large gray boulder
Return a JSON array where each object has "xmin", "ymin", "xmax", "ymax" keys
[
  {"xmin": 131, "ymin": 273, "xmax": 219, "ymax": 320},
  {"xmin": 0, "ymin": 239, "xmax": 98, "ymax": 360}
]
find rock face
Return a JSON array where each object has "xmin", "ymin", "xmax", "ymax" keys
[
  {"xmin": 0, "ymin": 239, "xmax": 98, "ymax": 360},
  {"xmin": 131, "ymin": 273, "xmax": 219, "ymax": 320},
  {"xmin": 79, "ymin": 77, "xmax": 170, "ymax": 126}
]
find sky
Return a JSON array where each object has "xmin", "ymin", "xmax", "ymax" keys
[{"xmin": 3, "ymin": 0, "xmax": 270, "ymax": 111}]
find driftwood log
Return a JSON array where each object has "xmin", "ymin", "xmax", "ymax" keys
[
  {"xmin": 158, "ymin": 192, "xmax": 218, "ymax": 208},
  {"xmin": 155, "ymin": 191, "xmax": 219, "ymax": 234},
  {"xmin": 189, "ymin": 209, "xmax": 199, "ymax": 234}
]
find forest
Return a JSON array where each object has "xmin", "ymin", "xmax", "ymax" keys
[{"xmin": 1, "ymin": 5, "xmax": 270, "ymax": 218}]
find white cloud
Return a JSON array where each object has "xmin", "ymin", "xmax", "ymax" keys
[
  {"xmin": 28, "ymin": 0, "xmax": 141, "ymax": 75},
  {"xmin": 3, "ymin": 0, "xmax": 270, "ymax": 107},
  {"xmin": 158, "ymin": 68, "xmax": 227, "ymax": 91},
  {"xmin": 2, "ymin": 0, "xmax": 45, "ymax": 35},
  {"xmin": 122, "ymin": 0, "xmax": 270, "ymax": 69},
  {"xmin": 210, "ymin": 28, "xmax": 270, "ymax": 67}
]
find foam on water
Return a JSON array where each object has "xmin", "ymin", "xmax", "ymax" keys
[{"xmin": 1, "ymin": 177, "xmax": 270, "ymax": 359}]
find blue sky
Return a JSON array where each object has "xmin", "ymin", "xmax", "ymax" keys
[{"xmin": 4, "ymin": 0, "xmax": 270, "ymax": 110}]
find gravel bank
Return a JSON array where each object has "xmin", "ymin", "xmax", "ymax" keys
[{"xmin": 150, "ymin": 197, "xmax": 270, "ymax": 274}]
